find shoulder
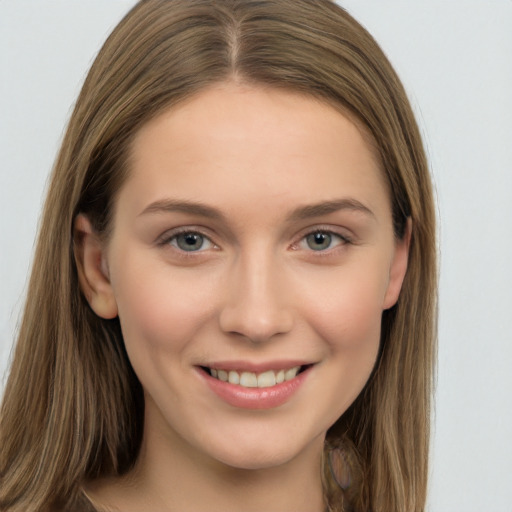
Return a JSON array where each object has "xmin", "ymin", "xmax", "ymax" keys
[{"xmin": 60, "ymin": 491, "xmax": 99, "ymax": 512}]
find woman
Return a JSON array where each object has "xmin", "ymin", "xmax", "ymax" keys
[{"xmin": 0, "ymin": 1, "xmax": 437, "ymax": 511}]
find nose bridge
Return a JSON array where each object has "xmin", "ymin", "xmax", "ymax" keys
[{"xmin": 219, "ymin": 244, "xmax": 293, "ymax": 342}]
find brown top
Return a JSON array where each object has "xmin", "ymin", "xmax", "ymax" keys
[
  {"xmin": 64, "ymin": 490, "xmax": 331, "ymax": 511},
  {"xmin": 61, "ymin": 491, "xmax": 330, "ymax": 512},
  {"xmin": 63, "ymin": 491, "xmax": 99, "ymax": 512}
]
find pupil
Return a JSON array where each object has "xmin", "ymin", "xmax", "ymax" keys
[
  {"xmin": 177, "ymin": 233, "xmax": 203, "ymax": 251},
  {"xmin": 307, "ymin": 232, "xmax": 331, "ymax": 250}
]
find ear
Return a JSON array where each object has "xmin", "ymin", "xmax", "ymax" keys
[
  {"xmin": 383, "ymin": 218, "xmax": 412, "ymax": 310},
  {"xmin": 73, "ymin": 214, "xmax": 118, "ymax": 319}
]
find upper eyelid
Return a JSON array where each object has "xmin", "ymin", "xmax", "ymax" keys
[
  {"xmin": 157, "ymin": 229, "xmax": 218, "ymax": 257},
  {"xmin": 157, "ymin": 226, "xmax": 216, "ymax": 244},
  {"xmin": 294, "ymin": 225, "xmax": 354, "ymax": 243},
  {"xmin": 306, "ymin": 229, "xmax": 351, "ymax": 241},
  {"xmin": 294, "ymin": 230, "xmax": 351, "ymax": 251}
]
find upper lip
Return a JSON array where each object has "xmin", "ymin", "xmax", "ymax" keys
[{"xmin": 197, "ymin": 360, "xmax": 315, "ymax": 373}]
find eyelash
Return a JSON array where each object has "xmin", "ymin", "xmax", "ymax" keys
[
  {"xmin": 157, "ymin": 227, "xmax": 217, "ymax": 255},
  {"xmin": 292, "ymin": 228, "xmax": 352, "ymax": 253},
  {"xmin": 157, "ymin": 226, "xmax": 352, "ymax": 257}
]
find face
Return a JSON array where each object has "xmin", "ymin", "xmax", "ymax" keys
[{"xmin": 82, "ymin": 83, "xmax": 409, "ymax": 471}]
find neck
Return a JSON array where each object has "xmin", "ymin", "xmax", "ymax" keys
[{"xmin": 86, "ymin": 404, "xmax": 326, "ymax": 512}]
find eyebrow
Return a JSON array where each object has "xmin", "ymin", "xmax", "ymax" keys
[
  {"xmin": 138, "ymin": 197, "xmax": 374, "ymax": 222},
  {"xmin": 139, "ymin": 199, "xmax": 227, "ymax": 221},
  {"xmin": 286, "ymin": 198, "xmax": 375, "ymax": 222}
]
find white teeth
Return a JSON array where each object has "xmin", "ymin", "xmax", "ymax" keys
[
  {"xmin": 285, "ymin": 366, "xmax": 300, "ymax": 380},
  {"xmin": 239, "ymin": 372, "xmax": 258, "ymax": 387},
  {"xmin": 208, "ymin": 365, "xmax": 304, "ymax": 388},
  {"xmin": 257, "ymin": 370, "xmax": 276, "ymax": 388},
  {"xmin": 228, "ymin": 370, "xmax": 240, "ymax": 385}
]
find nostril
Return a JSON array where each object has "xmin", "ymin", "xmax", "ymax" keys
[
  {"xmin": 218, "ymin": 307, "xmax": 294, "ymax": 343},
  {"xmin": 218, "ymin": 271, "xmax": 294, "ymax": 342}
]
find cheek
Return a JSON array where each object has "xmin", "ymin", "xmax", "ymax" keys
[
  {"xmin": 299, "ymin": 262, "xmax": 388, "ymax": 352},
  {"xmin": 302, "ymin": 266, "xmax": 387, "ymax": 422},
  {"xmin": 292, "ymin": 267, "xmax": 387, "ymax": 431},
  {"xmin": 110, "ymin": 257, "xmax": 218, "ymax": 362}
]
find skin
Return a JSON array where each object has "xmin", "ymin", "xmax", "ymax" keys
[{"xmin": 75, "ymin": 82, "xmax": 410, "ymax": 512}]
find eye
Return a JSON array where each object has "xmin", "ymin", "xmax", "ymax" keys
[
  {"xmin": 301, "ymin": 230, "xmax": 349, "ymax": 251},
  {"xmin": 168, "ymin": 231, "xmax": 215, "ymax": 252}
]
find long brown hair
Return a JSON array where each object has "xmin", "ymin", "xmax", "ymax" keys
[{"xmin": 0, "ymin": 1, "xmax": 437, "ymax": 511}]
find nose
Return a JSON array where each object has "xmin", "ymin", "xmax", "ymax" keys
[{"xmin": 219, "ymin": 251, "xmax": 294, "ymax": 343}]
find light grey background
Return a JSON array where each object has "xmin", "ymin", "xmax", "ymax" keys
[{"xmin": 1, "ymin": 1, "xmax": 511, "ymax": 511}]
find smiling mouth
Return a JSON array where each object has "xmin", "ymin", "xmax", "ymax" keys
[{"xmin": 201, "ymin": 365, "xmax": 310, "ymax": 389}]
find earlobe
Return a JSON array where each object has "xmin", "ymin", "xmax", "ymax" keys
[
  {"xmin": 383, "ymin": 218, "xmax": 412, "ymax": 310},
  {"xmin": 74, "ymin": 214, "xmax": 118, "ymax": 319}
]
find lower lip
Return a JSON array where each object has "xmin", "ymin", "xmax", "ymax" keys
[{"xmin": 199, "ymin": 367, "xmax": 311, "ymax": 410}]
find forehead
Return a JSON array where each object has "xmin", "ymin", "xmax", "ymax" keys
[{"xmin": 119, "ymin": 83, "xmax": 390, "ymax": 223}]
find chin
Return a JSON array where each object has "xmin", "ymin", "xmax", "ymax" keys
[
  {"xmin": 217, "ymin": 449, "xmax": 293, "ymax": 471},
  {"xmin": 203, "ymin": 429, "xmax": 325, "ymax": 472}
]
